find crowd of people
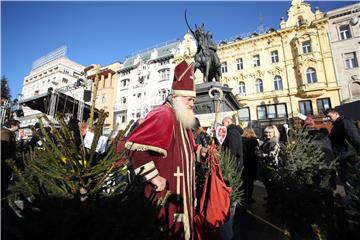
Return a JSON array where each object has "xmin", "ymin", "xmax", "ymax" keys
[{"xmin": 2, "ymin": 59, "xmax": 360, "ymax": 239}]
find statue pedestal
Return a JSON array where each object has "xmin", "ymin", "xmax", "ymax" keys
[{"xmin": 194, "ymin": 82, "xmax": 241, "ymax": 126}]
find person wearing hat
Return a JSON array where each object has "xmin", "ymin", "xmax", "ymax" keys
[{"xmin": 125, "ymin": 60, "xmax": 207, "ymax": 240}]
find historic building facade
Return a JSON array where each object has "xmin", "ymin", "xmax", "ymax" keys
[
  {"xmin": 86, "ymin": 62, "xmax": 122, "ymax": 135},
  {"xmin": 19, "ymin": 46, "xmax": 86, "ymax": 136},
  {"xmin": 327, "ymin": 3, "xmax": 360, "ymax": 103},
  {"xmin": 114, "ymin": 33, "xmax": 197, "ymax": 130},
  {"xmin": 217, "ymin": 0, "xmax": 340, "ymax": 126}
]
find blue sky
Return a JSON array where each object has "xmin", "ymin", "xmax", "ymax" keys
[{"xmin": 1, "ymin": 1, "xmax": 356, "ymax": 99}]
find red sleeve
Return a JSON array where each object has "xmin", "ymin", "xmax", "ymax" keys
[{"xmin": 128, "ymin": 150, "xmax": 162, "ymax": 181}]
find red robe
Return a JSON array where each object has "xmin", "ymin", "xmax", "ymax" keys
[{"xmin": 125, "ymin": 103, "xmax": 198, "ymax": 240}]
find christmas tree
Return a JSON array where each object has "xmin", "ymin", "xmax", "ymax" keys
[
  {"xmin": 269, "ymin": 126, "xmax": 337, "ymax": 238},
  {"xmin": 219, "ymin": 148, "xmax": 244, "ymax": 206},
  {"xmin": 4, "ymin": 111, "xmax": 161, "ymax": 240}
]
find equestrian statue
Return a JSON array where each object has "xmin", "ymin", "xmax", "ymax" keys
[{"xmin": 185, "ymin": 11, "xmax": 222, "ymax": 82}]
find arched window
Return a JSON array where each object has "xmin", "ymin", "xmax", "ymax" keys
[
  {"xmin": 255, "ymin": 79, "xmax": 263, "ymax": 93},
  {"xmin": 306, "ymin": 68, "xmax": 317, "ymax": 83},
  {"xmin": 239, "ymin": 81, "xmax": 246, "ymax": 95},
  {"xmin": 274, "ymin": 75, "xmax": 283, "ymax": 90}
]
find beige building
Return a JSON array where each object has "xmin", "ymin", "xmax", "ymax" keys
[
  {"xmin": 327, "ymin": 3, "xmax": 360, "ymax": 103},
  {"xmin": 86, "ymin": 62, "xmax": 122, "ymax": 134},
  {"xmin": 217, "ymin": 0, "xmax": 340, "ymax": 125}
]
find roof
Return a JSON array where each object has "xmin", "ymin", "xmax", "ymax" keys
[{"xmin": 122, "ymin": 40, "xmax": 180, "ymax": 69}]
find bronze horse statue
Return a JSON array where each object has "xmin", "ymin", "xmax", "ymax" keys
[{"xmin": 185, "ymin": 11, "xmax": 222, "ymax": 82}]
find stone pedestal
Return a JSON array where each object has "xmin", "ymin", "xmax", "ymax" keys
[
  {"xmin": 194, "ymin": 82, "xmax": 241, "ymax": 115},
  {"xmin": 194, "ymin": 82, "xmax": 241, "ymax": 126}
]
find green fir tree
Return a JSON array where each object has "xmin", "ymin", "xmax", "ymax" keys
[
  {"xmin": 219, "ymin": 148, "xmax": 244, "ymax": 206},
  {"xmin": 269, "ymin": 126, "xmax": 337, "ymax": 238},
  {"xmin": 3, "ymin": 110, "xmax": 162, "ymax": 240}
]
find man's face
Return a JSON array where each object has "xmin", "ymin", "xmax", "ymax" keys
[
  {"xmin": 173, "ymin": 96, "xmax": 196, "ymax": 129},
  {"xmin": 222, "ymin": 119, "xmax": 231, "ymax": 127},
  {"xmin": 11, "ymin": 124, "xmax": 20, "ymax": 132},
  {"xmin": 178, "ymin": 96, "xmax": 195, "ymax": 110},
  {"xmin": 326, "ymin": 112, "xmax": 339, "ymax": 123}
]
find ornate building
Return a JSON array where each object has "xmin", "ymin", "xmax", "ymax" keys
[
  {"xmin": 86, "ymin": 62, "xmax": 122, "ymax": 135},
  {"xmin": 327, "ymin": 3, "xmax": 360, "ymax": 103},
  {"xmin": 114, "ymin": 34, "xmax": 196, "ymax": 130},
  {"xmin": 217, "ymin": 0, "xmax": 340, "ymax": 126}
]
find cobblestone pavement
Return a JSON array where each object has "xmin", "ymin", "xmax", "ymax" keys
[{"xmin": 232, "ymin": 181, "xmax": 287, "ymax": 240}]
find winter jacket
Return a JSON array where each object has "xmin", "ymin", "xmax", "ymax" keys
[
  {"xmin": 328, "ymin": 116, "xmax": 360, "ymax": 160},
  {"xmin": 242, "ymin": 136, "xmax": 259, "ymax": 180},
  {"xmin": 222, "ymin": 124, "xmax": 243, "ymax": 168}
]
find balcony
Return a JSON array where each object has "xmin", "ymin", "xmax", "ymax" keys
[
  {"xmin": 114, "ymin": 103, "xmax": 127, "ymax": 112},
  {"xmin": 298, "ymin": 82, "xmax": 326, "ymax": 98},
  {"xmin": 235, "ymin": 94, "xmax": 249, "ymax": 105}
]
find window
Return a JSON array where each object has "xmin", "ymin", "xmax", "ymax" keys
[
  {"xmin": 236, "ymin": 58, "xmax": 244, "ymax": 70},
  {"xmin": 317, "ymin": 98, "xmax": 331, "ymax": 115},
  {"xmin": 257, "ymin": 106, "xmax": 266, "ymax": 120},
  {"xmin": 62, "ymin": 78, "xmax": 68, "ymax": 84},
  {"xmin": 121, "ymin": 71, "xmax": 130, "ymax": 76},
  {"xmin": 122, "ymin": 79, "xmax": 129, "ymax": 88},
  {"xmin": 253, "ymin": 54, "xmax": 260, "ymax": 67},
  {"xmin": 299, "ymin": 100, "xmax": 313, "ymax": 115},
  {"xmin": 255, "ymin": 79, "xmax": 263, "ymax": 93},
  {"xmin": 102, "ymin": 94, "xmax": 107, "ymax": 104},
  {"xmin": 221, "ymin": 62, "xmax": 228, "ymax": 73},
  {"xmin": 277, "ymin": 104, "xmax": 287, "ymax": 118},
  {"xmin": 257, "ymin": 103, "xmax": 288, "ymax": 120},
  {"xmin": 274, "ymin": 75, "xmax": 283, "ymax": 90},
  {"xmin": 297, "ymin": 17, "xmax": 306, "ymax": 26},
  {"xmin": 344, "ymin": 52, "xmax": 358, "ymax": 69},
  {"xmin": 63, "ymin": 69, "xmax": 69, "ymax": 74},
  {"xmin": 306, "ymin": 68, "xmax": 317, "ymax": 83},
  {"xmin": 239, "ymin": 81, "xmax": 246, "ymax": 95},
  {"xmin": 271, "ymin": 50, "xmax": 279, "ymax": 63},
  {"xmin": 160, "ymin": 59, "xmax": 169, "ymax": 65},
  {"xmin": 339, "ymin": 25, "xmax": 351, "ymax": 40},
  {"xmin": 238, "ymin": 108, "xmax": 250, "ymax": 121},
  {"xmin": 122, "ymin": 97, "xmax": 127, "ymax": 104},
  {"xmin": 159, "ymin": 89, "xmax": 169, "ymax": 101},
  {"xmin": 302, "ymin": 40, "xmax": 312, "ymax": 54},
  {"xmin": 159, "ymin": 68, "xmax": 170, "ymax": 81},
  {"xmin": 137, "ymin": 93, "xmax": 142, "ymax": 98},
  {"xmin": 121, "ymin": 115, "xmax": 126, "ymax": 123}
]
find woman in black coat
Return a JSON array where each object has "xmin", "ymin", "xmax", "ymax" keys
[{"xmin": 242, "ymin": 127, "xmax": 259, "ymax": 204}]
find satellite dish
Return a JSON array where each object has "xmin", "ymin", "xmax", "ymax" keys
[{"xmin": 350, "ymin": 17, "xmax": 358, "ymax": 26}]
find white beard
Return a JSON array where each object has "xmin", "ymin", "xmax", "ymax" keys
[{"xmin": 173, "ymin": 98, "xmax": 196, "ymax": 129}]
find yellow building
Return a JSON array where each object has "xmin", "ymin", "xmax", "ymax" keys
[
  {"xmin": 85, "ymin": 62, "xmax": 122, "ymax": 134},
  {"xmin": 217, "ymin": 0, "xmax": 340, "ymax": 125}
]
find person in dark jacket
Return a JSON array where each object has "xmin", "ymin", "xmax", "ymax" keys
[
  {"xmin": 242, "ymin": 127, "xmax": 259, "ymax": 204},
  {"xmin": 222, "ymin": 116, "xmax": 243, "ymax": 169},
  {"xmin": 193, "ymin": 117, "xmax": 210, "ymax": 148},
  {"xmin": 1, "ymin": 119, "xmax": 20, "ymax": 197},
  {"xmin": 324, "ymin": 108, "xmax": 360, "ymax": 194},
  {"xmin": 256, "ymin": 125, "xmax": 280, "ymax": 208}
]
